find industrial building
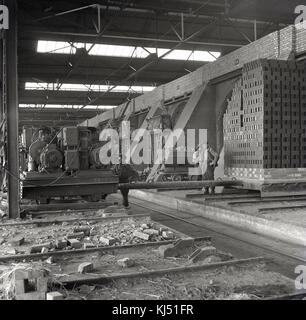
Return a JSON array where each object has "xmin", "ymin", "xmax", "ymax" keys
[{"xmin": 0, "ymin": 0, "xmax": 306, "ymax": 302}]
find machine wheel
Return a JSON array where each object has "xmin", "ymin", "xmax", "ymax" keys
[
  {"xmin": 37, "ymin": 198, "xmax": 50, "ymax": 205},
  {"xmin": 162, "ymin": 175, "xmax": 168, "ymax": 182},
  {"xmin": 173, "ymin": 175, "xmax": 182, "ymax": 182}
]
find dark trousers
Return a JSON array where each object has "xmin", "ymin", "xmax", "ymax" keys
[
  {"xmin": 203, "ymin": 165, "xmax": 215, "ymax": 194},
  {"xmin": 120, "ymin": 189, "xmax": 130, "ymax": 207}
]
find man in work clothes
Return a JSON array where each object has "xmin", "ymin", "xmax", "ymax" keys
[
  {"xmin": 194, "ymin": 144, "xmax": 219, "ymax": 195},
  {"xmin": 113, "ymin": 160, "xmax": 139, "ymax": 208}
]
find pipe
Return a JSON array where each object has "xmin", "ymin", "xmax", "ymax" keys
[
  {"xmin": 118, "ymin": 180, "xmax": 242, "ymax": 190},
  {"xmin": 35, "ymin": 4, "xmax": 98, "ymax": 22}
]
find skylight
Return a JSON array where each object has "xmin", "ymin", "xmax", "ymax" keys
[
  {"xmin": 19, "ymin": 104, "xmax": 117, "ymax": 110},
  {"xmin": 37, "ymin": 40, "xmax": 221, "ymax": 62},
  {"xmin": 24, "ymin": 82, "xmax": 156, "ymax": 93}
]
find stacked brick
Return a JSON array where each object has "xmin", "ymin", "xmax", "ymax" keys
[{"xmin": 224, "ymin": 59, "xmax": 306, "ymax": 180}]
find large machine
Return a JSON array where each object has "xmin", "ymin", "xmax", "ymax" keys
[{"xmin": 21, "ymin": 126, "xmax": 119, "ymax": 203}]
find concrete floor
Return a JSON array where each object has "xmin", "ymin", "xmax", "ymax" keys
[
  {"xmin": 128, "ymin": 195, "xmax": 306, "ymax": 281},
  {"xmin": 130, "ymin": 189, "xmax": 306, "ymax": 247}
]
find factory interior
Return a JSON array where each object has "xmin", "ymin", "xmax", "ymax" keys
[{"xmin": 0, "ymin": 0, "xmax": 306, "ymax": 302}]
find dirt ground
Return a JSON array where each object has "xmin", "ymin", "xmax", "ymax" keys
[
  {"xmin": 43, "ymin": 239, "xmax": 212, "ymax": 280},
  {"xmin": 60, "ymin": 262, "xmax": 295, "ymax": 300}
]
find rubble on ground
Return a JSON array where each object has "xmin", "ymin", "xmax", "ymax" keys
[{"xmin": 0, "ymin": 212, "xmax": 179, "ymax": 257}]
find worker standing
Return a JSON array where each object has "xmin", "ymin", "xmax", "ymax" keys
[
  {"xmin": 194, "ymin": 143, "xmax": 219, "ymax": 195},
  {"xmin": 113, "ymin": 156, "xmax": 139, "ymax": 209}
]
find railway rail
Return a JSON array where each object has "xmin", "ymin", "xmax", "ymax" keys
[
  {"xmin": 1, "ymin": 193, "xmax": 305, "ymax": 300},
  {"xmin": 129, "ymin": 198, "xmax": 306, "ymax": 265}
]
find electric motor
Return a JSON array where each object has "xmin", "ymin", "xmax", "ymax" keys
[{"xmin": 40, "ymin": 144, "xmax": 63, "ymax": 171}]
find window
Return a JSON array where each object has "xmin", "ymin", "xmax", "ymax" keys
[
  {"xmin": 19, "ymin": 104, "xmax": 117, "ymax": 110},
  {"xmin": 25, "ymin": 82, "xmax": 156, "ymax": 93},
  {"xmin": 37, "ymin": 40, "xmax": 221, "ymax": 62}
]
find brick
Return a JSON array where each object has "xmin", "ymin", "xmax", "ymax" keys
[
  {"xmin": 41, "ymin": 247, "xmax": 49, "ymax": 254},
  {"xmin": 28, "ymin": 243, "xmax": 52, "ymax": 254},
  {"xmin": 14, "ymin": 269, "xmax": 45, "ymax": 280},
  {"xmin": 9, "ymin": 236, "xmax": 25, "ymax": 247},
  {"xmin": 99, "ymin": 236, "xmax": 118, "ymax": 246},
  {"xmin": 159, "ymin": 227, "xmax": 168, "ymax": 235},
  {"xmin": 143, "ymin": 229, "xmax": 159, "ymax": 236},
  {"xmin": 37, "ymin": 278, "xmax": 48, "ymax": 292},
  {"xmin": 14, "ymin": 269, "xmax": 30, "ymax": 280},
  {"xmin": 15, "ymin": 292, "xmax": 46, "ymax": 300},
  {"xmin": 68, "ymin": 239, "xmax": 82, "ymax": 249},
  {"xmin": 7, "ymin": 248, "xmax": 17, "ymax": 255},
  {"xmin": 202, "ymin": 256, "xmax": 222, "ymax": 264},
  {"xmin": 133, "ymin": 231, "xmax": 151, "ymax": 241},
  {"xmin": 47, "ymin": 292, "xmax": 64, "ymax": 300},
  {"xmin": 74, "ymin": 227, "xmax": 91, "ymax": 236},
  {"xmin": 189, "ymin": 246, "xmax": 217, "ymax": 263},
  {"xmin": 78, "ymin": 262, "xmax": 94, "ymax": 274},
  {"xmin": 83, "ymin": 243, "xmax": 96, "ymax": 249},
  {"xmin": 162, "ymin": 231, "xmax": 175, "ymax": 240},
  {"xmin": 117, "ymin": 258, "xmax": 135, "ymax": 268},
  {"xmin": 45, "ymin": 257, "xmax": 54, "ymax": 264},
  {"xmin": 15, "ymin": 280, "xmax": 26, "ymax": 295},
  {"xmin": 141, "ymin": 224, "xmax": 150, "ymax": 230},
  {"xmin": 66, "ymin": 232, "xmax": 84, "ymax": 240},
  {"xmin": 55, "ymin": 239, "xmax": 68, "ymax": 250}
]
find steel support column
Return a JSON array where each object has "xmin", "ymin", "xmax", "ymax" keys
[{"xmin": 6, "ymin": 0, "xmax": 20, "ymax": 219}]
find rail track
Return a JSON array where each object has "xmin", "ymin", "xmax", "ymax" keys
[
  {"xmin": 129, "ymin": 198, "xmax": 306, "ymax": 265},
  {"xmin": 1, "ymin": 194, "xmax": 304, "ymax": 300}
]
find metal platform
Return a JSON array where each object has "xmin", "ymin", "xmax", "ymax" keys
[
  {"xmin": 241, "ymin": 179, "xmax": 306, "ymax": 197},
  {"xmin": 22, "ymin": 170, "xmax": 119, "ymax": 203}
]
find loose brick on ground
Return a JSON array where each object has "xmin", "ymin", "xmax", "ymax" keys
[
  {"xmin": 78, "ymin": 262, "xmax": 94, "ymax": 274},
  {"xmin": 189, "ymin": 246, "xmax": 217, "ymax": 263},
  {"xmin": 99, "ymin": 236, "xmax": 118, "ymax": 246},
  {"xmin": 28, "ymin": 243, "xmax": 52, "ymax": 254},
  {"xmin": 133, "ymin": 231, "xmax": 151, "ymax": 241},
  {"xmin": 68, "ymin": 239, "xmax": 82, "ymax": 249},
  {"xmin": 47, "ymin": 292, "xmax": 64, "ymax": 300},
  {"xmin": 55, "ymin": 239, "xmax": 68, "ymax": 250},
  {"xmin": 162, "ymin": 231, "xmax": 175, "ymax": 240},
  {"xmin": 117, "ymin": 258, "xmax": 135, "ymax": 268}
]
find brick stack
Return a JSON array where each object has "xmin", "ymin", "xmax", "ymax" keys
[{"xmin": 224, "ymin": 59, "xmax": 306, "ymax": 180}]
